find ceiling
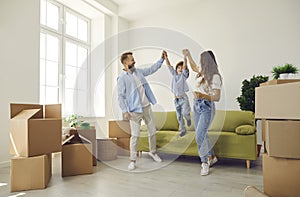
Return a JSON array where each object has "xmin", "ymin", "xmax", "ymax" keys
[{"xmin": 111, "ymin": 0, "xmax": 199, "ymax": 21}]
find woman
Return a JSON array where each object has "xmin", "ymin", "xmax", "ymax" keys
[{"xmin": 183, "ymin": 49, "xmax": 222, "ymax": 176}]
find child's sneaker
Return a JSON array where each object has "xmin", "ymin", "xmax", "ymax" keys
[
  {"xmin": 208, "ymin": 156, "xmax": 218, "ymax": 167},
  {"xmin": 186, "ymin": 119, "xmax": 192, "ymax": 127},
  {"xmin": 179, "ymin": 130, "xmax": 186, "ymax": 137},
  {"xmin": 201, "ymin": 163, "xmax": 209, "ymax": 176}
]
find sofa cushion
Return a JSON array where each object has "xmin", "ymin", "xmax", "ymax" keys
[
  {"xmin": 235, "ymin": 125, "xmax": 255, "ymax": 135},
  {"xmin": 153, "ymin": 111, "xmax": 179, "ymax": 131},
  {"xmin": 209, "ymin": 110, "xmax": 255, "ymax": 132}
]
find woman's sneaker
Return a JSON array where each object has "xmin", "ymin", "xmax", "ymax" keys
[
  {"xmin": 208, "ymin": 157, "xmax": 218, "ymax": 167},
  {"xmin": 201, "ymin": 163, "xmax": 209, "ymax": 176}
]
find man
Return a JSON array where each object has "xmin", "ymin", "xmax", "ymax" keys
[{"xmin": 117, "ymin": 50, "xmax": 167, "ymax": 170}]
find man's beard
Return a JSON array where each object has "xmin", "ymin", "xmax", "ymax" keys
[{"xmin": 128, "ymin": 65, "xmax": 135, "ymax": 71}]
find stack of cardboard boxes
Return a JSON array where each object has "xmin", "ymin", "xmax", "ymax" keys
[
  {"xmin": 255, "ymin": 80, "xmax": 300, "ymax": 196},
  {"xmin": 108, "ymin": 120, "xmax": 131, "ymax": 156},
  {"xmin": 10, "ymin": 103, "xmax": 94, "ymax": 191},
  {"xmin": 10, "ymin": 104, "xmax": 62, "ymax": 192}
]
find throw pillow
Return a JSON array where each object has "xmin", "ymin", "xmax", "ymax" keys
[{"xmin": 235, "ymin": 125, "xmax": 255, "ymax": 135}]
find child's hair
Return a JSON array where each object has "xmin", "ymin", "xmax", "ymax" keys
[
  {"xmin": 175, "ymin": 61, "xmax": 184, "ymax": 71},
  {"xmin": 175, "ymin": 61, "xmax": 189, "ymax": 77}
]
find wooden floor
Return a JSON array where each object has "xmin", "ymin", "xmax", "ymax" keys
[{"xmin": 0, "ymin": 153, "xmax": 263, "ymax": 197}]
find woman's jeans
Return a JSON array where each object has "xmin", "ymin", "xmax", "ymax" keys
[
  {"xmin": 174, "ymin": 95, "xmax": 191, "ymax": 133},
  {"xmin": 193, "ymin": 98, "xmax": 215, "ymax": 163}
]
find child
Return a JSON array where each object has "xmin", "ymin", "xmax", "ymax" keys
[{"xmin": 165, "ymin": 53, "xmax": 191, "ymax": 137}]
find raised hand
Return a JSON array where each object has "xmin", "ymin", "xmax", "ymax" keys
[
  {"xmin": 182, "ymin": 49, "xmax": 189, "ymax": 56},
  {"xmin": 162, "ymin": 50, "xmax": 168, "ymax": 59}
]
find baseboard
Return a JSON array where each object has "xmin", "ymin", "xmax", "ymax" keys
[{"xmin": 0, "ymin": 160, "xmax": 11, "ymax": 168}]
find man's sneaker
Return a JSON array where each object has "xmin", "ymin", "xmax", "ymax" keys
[
  {"xmin": 179, "ymin": 130, "xmax": 187, "ymax": 137},
  {"xmin": 201, "ymin": 163, "xmax": 209, "ymax": 176},
  {"xmin": 208, "ymin": 156, "xmax": 218, "ymax": 167},
  {"xmin": 148, "ymin": 152, "xmax": 162, "ymax": 162},
  {"xmin": 186, "ymin": 119, "xmax": 192, "ymax": 127},
  {"xmin": 128, "ymin": 161, "xmax": 135, "ymax": 171}
]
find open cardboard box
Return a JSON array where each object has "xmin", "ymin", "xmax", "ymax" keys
[
  {"xmin": 62, "ymin": 134, "xmax": 93, "ymax": 177},
  {"xmin": 75, "ymin": 127, "xmax": 97, "ymax": 166},
  {"xmin": 10, "ymin": 103, "xmax": 62, "ymax": 157},
  {"xmin": 10, "ymin": 154, "xmax": 52, "ymax": 192}
]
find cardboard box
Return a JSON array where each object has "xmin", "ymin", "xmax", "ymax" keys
[
  {"xmin": 97, "ymin": 139, "xmax": 117, "ymax": 161},
  {"xmin": 62, "ymin": 135, "xmax": 93, "ymax": 177},
  {"xmin": 109, "ymin": 120, "xmax": 131, "ymax": 138},
  {"xmin": 265, "ymin": 120, "xmax": 300, "ymax": 159},
  {"xmin": 113, "ymin": 137, "xmax": 130, "ymax": 156},
  {"xmin": 10, "ymin": 104, "xmax": 62, "ymax": 157},
  {"xmin": 255, "ymin": 82, "xmax": 300, "ymax": 119},
  {"xmin": 263, "ymin": 154, "xmax": 300, "ymax": 197},
  {"xmin": 77, "ymin": 127, "xmax": 97, "ymax": 166},
  {"xmin": 11, "ymin": 154, "xmax": 52, "ymax": 192},
  {"xmin": 260, "ymin": 79, "xmax": 300, "ymax": 86}
]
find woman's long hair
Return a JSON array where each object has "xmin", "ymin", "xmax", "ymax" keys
[{"xmin": 200, "ymin": 50, "xmax": 222, "ymax": 86}]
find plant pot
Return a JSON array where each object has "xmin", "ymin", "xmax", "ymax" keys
[{"xmin": 279, "ymin": 73, "xmax": 289, "ymax": 79}]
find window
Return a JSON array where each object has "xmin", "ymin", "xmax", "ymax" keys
[{"xmin": 40, "ymin": 0, "xmax": 91, "ymax": 116}]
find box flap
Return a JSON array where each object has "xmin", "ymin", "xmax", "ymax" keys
[
  {"xmin": 45, "ymin": 104, "xmax": 61, "ymax": 118},
  {"xmin": 62, "ymin": 134, "xmax": 91, "ymax": 145},
  {"xmin": 11, "ymin": 109, "xmax": 41, "ymax": 120},
  {"xmin": 10, "ymin": 103, "xmax": 43, "ymax": 119},
  {"xmin": 260, "ymin": 79, "xmax": 300, "ymax": 86}
]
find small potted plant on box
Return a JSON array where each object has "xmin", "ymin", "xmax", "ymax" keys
[
  {"xmin": 63, "ymin": 114, "xmax": 83, "ymax": 128},
  {"xmin": 272, "ymin": 63, "xmax": 299, "ymax": 79}
]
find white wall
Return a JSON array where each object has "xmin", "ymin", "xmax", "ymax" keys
[
  {"xmin": 92, "ymin": 15, "xmax": 130, "ymax": 138},
  {"xmin": 0, "ymin": 0, "xmax": 40, "ymax": 165},
  {"xmin": 124, "ymin": 0, "xmax": 300, "ymax": 110}
]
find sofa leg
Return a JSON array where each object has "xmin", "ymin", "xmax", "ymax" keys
[
  {"xmin": 137, "ymin": 151, "xmax": 142, "ymax": 157},
  {"xmin": 246, "ymin": 160, "xmax": 250, "ymax": 169}
]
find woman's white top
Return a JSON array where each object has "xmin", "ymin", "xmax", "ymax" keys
[{"xmin": 193, "ymin": 74, "xmax": 222, "ymax": 95}]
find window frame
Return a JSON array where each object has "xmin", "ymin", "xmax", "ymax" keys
[{"xmin": 40, "ymin": 0, "xmax": 92, "ymax": 117}]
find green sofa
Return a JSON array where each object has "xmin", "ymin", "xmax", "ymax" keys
[{"xmin": 138, "ymin": 110, "xmax": 257, "ymax": 168}]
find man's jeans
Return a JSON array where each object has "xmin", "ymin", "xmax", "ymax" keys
[
  {"xmin": 129, "ymin": 105, "xmax": 156, "ymax": 161},
  {"xmin": 193, "ymin": 98, "xmax": 215, "ymax": 163},
  {"xmin": 174, "ymin": 95, "xmax": 191, "ymax": 133}
]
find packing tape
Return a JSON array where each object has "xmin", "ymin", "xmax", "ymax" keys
[{"xmin": 9, "ymin": 132, "xmax": 20, "ymax": 157}]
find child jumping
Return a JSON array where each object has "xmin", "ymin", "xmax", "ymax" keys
[{"xmin": 165, "ymin": 53, "xmax": 191, "ymax": 137}]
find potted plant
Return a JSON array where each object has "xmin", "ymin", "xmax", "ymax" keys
[
  {"xmin": 237, "ymin": 75, "xmax": 269, "ymax": 113},
  {"xmin": 237, "ymin": 75, "xmax": 269, "ymax": 158},
  {"xmin": 272, "ymin": 63, "xmax": 299, "ymax": 79},
  {"xmin": 63, "ymin": 114, "xmax": 83, "ymax": 128}
]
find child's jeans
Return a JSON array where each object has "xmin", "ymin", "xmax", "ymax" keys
[{"xmin": 174, "ymin": 95, "xmax": 191, "ymax": 133}]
